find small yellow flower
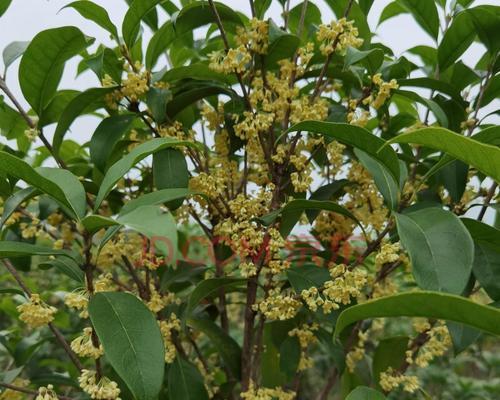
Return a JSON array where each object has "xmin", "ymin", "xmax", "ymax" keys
[
  {"xmin": 17, "ymin": 294, "xmax": 57, "ymax": 328},
  {"xmin": 35, "ymin": 384, "xmax": 58, "ymax": 400},
  {"xmin": 78, "ymin": 370, "xmax": 120, "ymax": 400}
]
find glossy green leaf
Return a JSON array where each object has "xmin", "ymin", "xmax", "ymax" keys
[
  {"xmin": 119, "ymin": 188, "xmax": 193, "ymax": 216},
  {"xmin": 63, "ymin": 1, "xmax": 118, "ymax": 39},
  {"xmin": 39, "ymin": 257, "xmax": 84, "ymax": 283},
  {"xmin": 0, "ymin": 241, "xmax": 72, "ymax": 259},
  {"xmin": 467, "ymin": 6, "xmax": 500, "ymax": 54},
  {"xmin": 287, "ymin": 121, "xmax": 400, "ymax": 182},
  {"xmin": 89, "ymin": 292, "xmax": 165, "ymax": 400},
  {"xmin": 346, "ymin": 386, "xmax": 386, "ymax": 400},
  {"xmin": 2, "ymin": 41, "xmax": 29, "ymax": 71},
  {"xmin": 378, "ymin": 2, "xmax": 405, "ymax": 26},
  {"xmin": 0, "ymin": 152, "xmax": 86, "ymax": 219},
  {"xmin": 344, "ymin": 47, "xmax": 384, "ymax": 74},
  {"xmin": 0, "ymin": 187, "xmax": 39, "ymax": 230},
  {"xmin": 19, "ymin": 26, "xmax": 91, "ymax": 115},
  {"xmin": 159, "ymin": 64, "xmax": 231, "ymax": 84},
  {"xmin": 187, "ymin": 278, "xmax": 246, "ymax": 315},
  {"xmin": 38, "ymin": 89, "xmax": 79, "ymax": 127},
  {"xmin": 80, "ymin": 214, "xmax": 119, "ymax": 234},
  {"xmin": 122, "ymin": 0, "xmax": 164, "ymax": 48},
  {"xmin": 279, "ymin": 336, "xmax": 301, "ymax": 379},
  {"xmin": 94, "ymin": 137, "xmax": 199, "ymax": 210},
  {"xmin": 117, "ymin": 205, "xmax": 177, "ymax": 261},
  {"xmin": 53, "ymin": 87, "xmax": 116, "ymax": 155},
  {"xmin": 188, "ymin": 317, "xmax": 241, "ymax": 379},
  {"xmin": 265, "ymin": 23, "xmax": 300, "ymax": 69},
  {"xmin": 386, "ymin": 127, "xmax": 500, "ymax": 182},
  {"xmin": 392, "ymin": 89, "xmax": 448, "ymax": 127},
  {"xmin": 334, "ymin": 291, "xmax": 500, "ymax": 337},
  {"xmin": 287, "ymin": 264, "xmax": 330, "ymax": 294},
  {"xmin": 438, "ymin": 11, "xmax": 475, "ymax": 71},
  {"xmin": 355, "ymin": 149, "xmax": 399, "ymax": 210},
  {"xmin": 259, "ymin": 199, "xmax": 364, "ymax": 237},
  {"xmin": 167, "ymin": 357, "xmax": 209, "ymax": 400},
  {"xmin": 447, "ymin": 321, "xmax": 482, "ymax": 355},
  {"xmin": 394, "ymin": 208, "xmax": 473, "ymax": 294},
  {"xmin": 462, "ymin": 218, "xmax": 500, "ymax": 300},
  {"xmin": 0, "ymin": 0, "xmax": 12, "ymax": 17},
  {"xmin": 398, "ymin": 0, "xmax": 439, "ymax": 40},
  {"xmin": 90, "ymin": 114, "xmax": 136, "ymax": 172},
  {"xmin": 153, "ymin": 148, "xmax": 188, "ymax": 209}
]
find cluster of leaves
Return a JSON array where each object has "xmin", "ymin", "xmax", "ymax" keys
[{"xmin": 0, "ymin": 0, "xmax": 499, "ymax": 399}]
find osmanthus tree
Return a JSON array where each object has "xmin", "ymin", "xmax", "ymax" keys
[{"xmin": 0, "ymin": 0, "xmax": 499, "ymax": 398}]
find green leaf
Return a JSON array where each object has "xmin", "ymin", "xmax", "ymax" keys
[
  {"xmin": 0, "ymin": 241, "xmax": 72, "ymax": 259},
  {"xmin": 90, "ymin": 114, "xmax": 136, "ymax": 172},
  {"xmin": 0, "ymin": 187, "xmax": 39, "ymax": 230},
  {"xmin": 188, "ymin": 317, "xmax": 241, "ymax": 379},
  {"xmin": 287, "ymin": 121, "xmax": 400, "ymax": 182},
  {"xmin": 94, "ymin": 137, "xmax": 199, "ymax": 210},
  {"xmin": 19, "ymin": 26, "xmax": 91, "ymax": 115},
  {"xmin": 354, "ymin": 149, "xmax": 399, "ymax": 210},
  {"xmin": 344, "ymin": 47, "xmax": 384, "ymax": 75},
  {"xmin": 37, "ymin": 167, "xmax": 87, "ymax": 219},
  {"xmin": 265, "ymin": 23, "xmax": 300, "ymax": 69},
  {"xmin": 119, "ymin": 188, "xmax": 193, "ymax": 215},
  {"xmin": 0, "ymin": 152, "xmax": 86, "ymax": 219},
  {"xmin": 2, "ymin": 41, "xmax": 29, "ymax": 71},
  {"xmin": 462, "ymin": 218, "xmax": 500, "ymax": 301},
  {"xmin": 334, "ymin": 291, "xmax": 500, "ymax": 337},
  {"xmin": 394, "ymin": 208, "xmax": 473, "ymax": 294},
  {"xmin": 467, "ymin": 6, "xmax": 500, "ymax": 54},
  {"xmin": 378, "ymin": 2, "xmax": 405, "ymax": 26},
  {"xmin": 53, "ymin": 87, "xmax": 116, "ymax": 155},
  {"xmin": 397, "ymin": 78, "xmax": 464, "ymax": 105},
  {"xmin": 153, "ymin": 148, "xmax": 189, "ymax": 209},
  {"xmin": 167, "ymin": 357, "xmax": 209, "ymax": 400},
  {"xmin": 122, "ymin": 0, "xmax": 164, "ymax": 48},
  {"xmin": 398, "ymin": 0, "xmax": 439, "ymax": 40},
  {"xmin": 80, "ymin": 214, "xmax": 119, "ymax": 234},
  {"xmin": 0, "ymin": 288, "xmax": 24, "ymax": 296},
  {"xmin": 392, "ymin": 89, "xmax": 448, "ymax": 127},
  {"xmin": 146, "ymin": 86, "xmax": 171, "ymax": 124},
  {"xmin": 259, "ymin": 199, "xmax": 364, "ymax": 238},
  {"xmin": 287, "ymin": 264, "xmax": 331, "ymax": 293},
  {"xmin": 386, "ymin": 127, "xmax": 500, "ymax": 182},
  {"xmin": 279, "ymin": 336, "xmax": 301, "ymax": 379},
  {"xmin": 480, "ymin": 74, "xmax": 500, "ymax": 107},
  {"xmin": 117, "ymin": 205, "xmax": 178, "ymax": 261},
  {"xmin": 63, "ymin": 1, "xmax": 118, "ymax": 39},
  {"xmin": 372, "ymin": 336, "xmax": 408, "ymax": 389},
  {"xmin": 39, "ymin": 257, "xmax": 84, "ymax": 283},
  {"xmin": 447, "ymin": 321, "xmax": 482, "ymax": 355},
  {"xmin": 159, "ymin": 64, "xmax": 232, "ymax": 84},
  {"xmin": 0, "ymin": 0, "xmax": 12, "ymax": 17},
  {"xmin": 187, "ymin": 278, "xmax": 246, "ymax": 315},
  {"xmin": 346, "ymin": 386, "xmax": 386, "ymax": 400},
  {"xmin": 89, "ymin": 292, "xmax": 165, "ymax": 400},
  {"xmin": 438, "ymin": 11, "xmax": 475, "ymax": 71},
  {"xmin": 38, "ymin": 89, "xmax": 79, "ymax": 127}
]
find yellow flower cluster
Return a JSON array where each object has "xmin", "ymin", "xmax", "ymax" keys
[
  {"xmin": 314, "ymin": 211, "xmax": 355, "ymax": 242},
  {"xmin": 379, "ymin": 367, "xmax": 419, "ymax": 393},
  {"xmin": 289, "ymin": 323, "xmax": 319, "ymax": 371},
  {"xmin": 24, "ymin": 127, "xmax": 39, "ymax": 142},
  {"xmin": 97, "ymin": 232, "xmax": 142, "ymax": 269},
  {"xmin": 71, "ymin": 327, "xmax": 104, "ymax": 359},
  {"xmin": 121, "ymin": 67, "xmax": 149, "ymax": 102},
  {"xmin": 346, "ymin": 330, "xmax": 369, "ymax": 373},
  {"xmin": 65, "ymin": 289, "xmax": 89, "ymax": 318},
  {"xmin": 254, "ymin": 289, "xmax": 301, "ymax": 320},
  {"xmin": 237, "ymin": 18, "xmax": 269, "ymax": 54},
  {"xmin": 159, "ymin": 313, "xmax": 181, "ymax": 363},
  {"xmin": 240, "ymin": 381, "xmax": 295, "ymax": 400},
  {"xmin": 375, "ymin": 242, "xmax": 401, "ymax": 269},
  {"xmin": 317, "ymin": 18, "xmax": 363, "ymax": 56},
  {"xmin": 326, "ymin": 140, "xmax": 345, "ymax": 174},
  {"xmin": 290, "ymin": 97, "xmax": 329, "ymax": 124},
  {"xmin": 234, "ymin": 111, "xmax": 275, "ymax": 140},
  {"xmin": 240, "ymin": 261, "xmax": 257, "ymax": 278},
  {"xmin": 35, "ymin": 384, "xmax": 58, "ymax": 400},
  {"xmin": 146, "ymin": 286, "xmax": 178, "ymax": 313},
  {"xmin": 301, "ymin": 264, "xmax": 367, "ymax": 313},
  {"xmin": 19, "ymin": 217, "xmax": 41, "ymax": 239},
  {"xmin": 17, "ymin": 294, "xmax": 57, "ymax": 328},
  {"xmin": 408, "ymin": 321, "xmax": 451, "ymax": 367},
  {"xmin": 209, "ymin": 46, "xmax": 252, "ymax": 74},
  {"xmin": 370, "ymin": 73, "xmax": 398, "ymax": 109},
  {"xmin": 78, "ymin": 370, "xmax": 121, "ymax": 400}
]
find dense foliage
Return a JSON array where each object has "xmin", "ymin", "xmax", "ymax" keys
[{"xmin": 0, "ymin": 0, "xmax": 500, "ymax": 399}]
